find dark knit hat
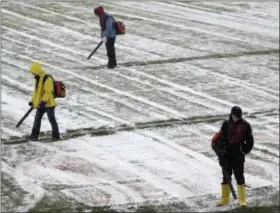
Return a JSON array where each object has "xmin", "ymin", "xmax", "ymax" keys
[{"xmin": 231, "ymin": 106, "xmax": 242, "ymax": 118}]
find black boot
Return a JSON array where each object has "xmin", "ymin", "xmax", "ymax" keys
[
  {"xmin": 113, "ymin": 59, "xmax": 117, "ymax": 67},
  {"xmin": 28, "ymin": 135, "xmax": 38, "ymax": 141},
  {"xmin": 51, "ymin": 136, "xmax": 61, "ymax": 141},
  {"xmin": 107, "ymin": 59, "xmax": 115, "ymax": 69}
]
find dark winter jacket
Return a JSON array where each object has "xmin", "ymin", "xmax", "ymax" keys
[
  {"xmin": 94, "ymin": 6, "xmax": 116, "ymax": 38},
  {"xmin": 220, "ymin": 117, "xmax": 254, "ymax": 162},
  {"xmin": 98, "ymin": 13, "xmax": 116, "ymax": 38}
]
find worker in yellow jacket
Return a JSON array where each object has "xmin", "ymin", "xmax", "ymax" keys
[{"xmin": 28, "ymin": 61, "xmax": 60, "ymax": 141}]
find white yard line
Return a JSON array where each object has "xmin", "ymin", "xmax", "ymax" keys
[
  {"xmin": 13, "ymin": 2, "xmax": 92, "ymax": 24},
  {"xmin": 1, "ymin": 127, "xmax": 24, "ymax": 137},
  {"xmin": 68, "ymin": 109, "xmax": 112, "ymax": 126},
  {"xmin": 2, "ymin": 49, "xmax": 188, "ymax": 119},
  {"xmin": 107, "ymin": 2, "xmax": 277, "ymax": 48},
  {"xmin": 3, "ymin": 32, "xmax": 274, "ymax": 114},
  {"xmin": 2, "ymin": 34, "xmax": 227, "ymax": 113},
  {"xmin": 2, "ymin": 35, "xmax": 95, "ymax": 67},
  {"xmin": 153, "ymin": 2, "xmax": 277, "ymax": 37},
  {"xmin": 189, "ymin": 64, "xmax": 279, "ymax": 99},
  {"xmin": 2, "ymin": 74, "xmax": 33, "ymax": 92},
  {"xmin": 3, "ymin": 6, "xmax": 163, "ymax": 58},
  {"xmin": 2, "ymin": 55, "xmax": 168, "ymax": 121},
  {"xmin": 121, "ymin": 66, "xmax": 252, "ymax": 112},
  {"xmin": 2, "ymin": 25, "xmax": 103, "ymax": 62},
  {"xmin": 2, "ymin": 1, "xmax": 279, "ymax": 211},
  {"xmin": 104, "ymin": 69, "xmax": 229, "ymax": 113},
  {"xmin": 31, "ymin": 1, "xmax": 203, "ymax": 56},
  {"xmin": 78, "ymin": 104, "xmax": 134, "ymax": 126}
]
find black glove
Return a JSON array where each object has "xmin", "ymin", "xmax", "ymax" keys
[
  {"xmin": 28, "ymin": 102, "xmax": 33, "ymax": 106},
  {"xmin": 242, "ymin": 143, "xmax": 250, "ymax": 155}
]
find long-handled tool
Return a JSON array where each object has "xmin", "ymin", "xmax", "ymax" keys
[
  {"xmin": 222, "ymin": 166, "xmax": 237, "ymax": 199},
  {"xmin": 87, "ymin": 41, "xmax": 103, "ymax": 60},
  {"xmin": 16, "ymin": 107, "xmax": 33, "ymax": 128},
  {"xmin": 211, "ymin": 132, "xmax": 237, "ymax": 199}
]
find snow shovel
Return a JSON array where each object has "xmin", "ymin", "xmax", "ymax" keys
[
  {"xmin": 16, "ymin": 107, "xmax": 33, "ymax": 128},
  {"xmin": 222, "ymin": 166, "xmax": 237, "ymax": 199},
  {"xmin": 87, "ymin": 41, "xmax": 103, "ymax": 60}
]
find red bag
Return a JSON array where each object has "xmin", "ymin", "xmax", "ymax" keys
[
  {"xmin": 211, "ymin": 132, "xmax": 221, "ymax": 143},
  {"xmin": 43, "ymin": 74, "xmax": 66, "ymax": 98},
  {"xmin": 53, "ymin": 80, "xmax": 66, "ymax": 98},
  {"xmin": 114, "ymin": 21, "xmax": 126, "ymax": 35}
]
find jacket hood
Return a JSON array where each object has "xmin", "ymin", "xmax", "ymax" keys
[{"xmin": 29, "ymin": 61, "xmax": 45, "ymax": 76}]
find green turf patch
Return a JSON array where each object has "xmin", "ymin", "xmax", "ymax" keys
[
  {"xmin": 28, "ymin": 193, "xmax": 90, "ymax": 213},
  {"xmin": 1, "ymin": 172, "xmax": 29, "ymax": 211},
  {"xmin": 28, "ymin": 192, "xmax": 119, "ymax": 213},
  {"xmin": 222, "ymin": 205, "xmax": 280, "ymax": 213}
]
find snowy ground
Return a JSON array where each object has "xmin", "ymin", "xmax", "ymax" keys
[{"xmin": 1, "ymin": 1, "xmax": 279, "ymax": 212}]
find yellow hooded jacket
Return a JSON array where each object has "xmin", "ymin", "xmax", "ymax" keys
[{"xmin": 29, "ymin": 62, "xmax": 56, "ymax": 108}]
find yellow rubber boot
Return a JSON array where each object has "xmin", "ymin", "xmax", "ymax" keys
[
  {"xmin": 217, "ymin": 184, "xmax": 230, "ymax": 206},
  {"xmin": 237, "ymin": 184, "xmax": 247, "ymax": 207}
]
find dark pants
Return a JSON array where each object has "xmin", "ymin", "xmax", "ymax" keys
[
  {"xmin": 31, "ymin": 107, "xmax": 60, "ymax": 138},
  {"xmin": 222, "ymin": 161, "xmax": 245, "ymax": 185},
  {"xmin": 105, "ymin": 37, "xmax": 117, "ymax": 68}
]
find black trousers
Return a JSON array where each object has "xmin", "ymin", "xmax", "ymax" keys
[
  {"xmin": 31, "ymin": 107, "xmax": 60, "ymax": 138},
  {"xmin": 222, "ymin": 161, "xmax": 245, "ymax": 185},
  {"xmin": 105, "ymin": 37, "xmax": 117, "ymax": 68}
]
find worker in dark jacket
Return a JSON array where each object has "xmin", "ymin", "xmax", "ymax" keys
[
  {"xmin": 94, "ymin": 6, "xmax": 117, "ymax": 69},
  {"xmin": 212, "ymin": 106, "xmax": 254, "ymax": 207}
]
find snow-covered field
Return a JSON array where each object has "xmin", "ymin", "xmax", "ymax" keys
[{"xmin": 1, "ymin": 1, "xmax": 279, "ymax": 212}]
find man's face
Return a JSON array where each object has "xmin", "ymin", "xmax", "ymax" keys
[
  {"xmin": 94, "ymin": 9, "xmax": 99, "ymax": 17},
  {"xmin": 231, "ymin": 114, "xmax": 240, "ymax": 122}
]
